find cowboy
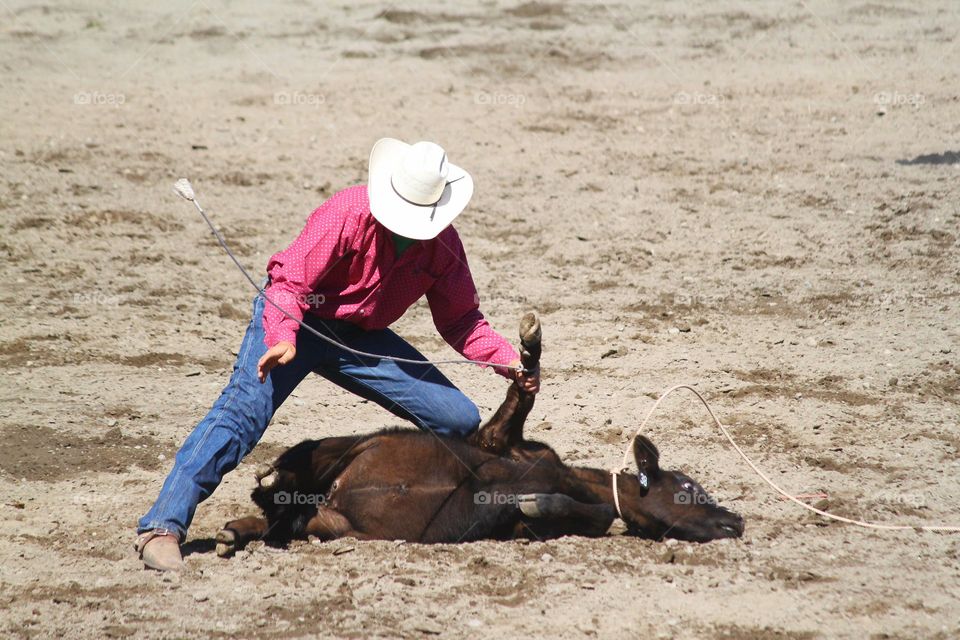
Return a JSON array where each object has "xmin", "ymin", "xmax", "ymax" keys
[{"xmin": 135, "ymin": 139, "xmax": 541, "ymax": 571}]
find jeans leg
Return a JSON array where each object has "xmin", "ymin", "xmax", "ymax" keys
[
  {"xmin": 314, "ymin": 328, "xmax": 481, "ymax": 438},
  {"xmin": 137, "ymin": 295, "xmax": 318, "ymax": 539}
]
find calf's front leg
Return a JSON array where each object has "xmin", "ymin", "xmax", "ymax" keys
[
  {"xmin": 515, "ymin": 493, "xmax": 616, "ymax": 538},
  {"xmin": 216, "ymin": 516, "xmax": 269, "ymax": 557}
]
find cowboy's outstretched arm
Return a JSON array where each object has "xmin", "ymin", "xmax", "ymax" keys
[{"xmin": 426, "ymin": 229, "xmax": 523, "ymax": 380}]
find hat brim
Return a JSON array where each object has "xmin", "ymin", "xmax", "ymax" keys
[{"xmin": 367, "ymin": 138, "xmax": 474, "ymax": 241}]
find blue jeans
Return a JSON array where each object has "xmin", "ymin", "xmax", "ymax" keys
[{"xmin": 138, "ymin": 294, "xmax": 481, "ymax": 540}]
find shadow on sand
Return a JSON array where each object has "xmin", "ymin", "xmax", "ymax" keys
[{"xmin": 896, "ymin": 150, "xmax": 960, "ymax": 165}]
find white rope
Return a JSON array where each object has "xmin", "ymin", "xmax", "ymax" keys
[
  {"xmin": 611, "ymin": 384, "xmax": 960, "ymax": 532},
  {"xmin": 172, "ymin": 179, "xmax": 523, "ymax": 373}
]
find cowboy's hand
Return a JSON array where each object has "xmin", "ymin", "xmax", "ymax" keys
[
  {"xmin": 257, "ymin": 341, "xmax": 296, "ymax": 383},
  {"xmin": 510, "ymin": 359, "xmax": 540, "ymax": 395}
]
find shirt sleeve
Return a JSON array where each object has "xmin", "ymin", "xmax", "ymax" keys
[
  {"xmin": 426, "ymin": 229, "xmax": 520, "ymax": 378},
  {"xmin": 261, "ymin": 195, "xmax": 353, "ymax": 348}
]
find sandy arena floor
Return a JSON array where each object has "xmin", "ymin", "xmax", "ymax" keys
[{"xmin": 1, "ymin": 1, "xmax": 958, "ymax": 638}]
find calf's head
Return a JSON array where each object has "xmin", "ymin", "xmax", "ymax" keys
[{"xmin": 621, "ymin": 436, "xmax": 744, "ymax": 542}]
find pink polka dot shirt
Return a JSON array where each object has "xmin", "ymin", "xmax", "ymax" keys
[{"xmin": 262, "ymin": 185, "xmax": 520, "ymax": 377}]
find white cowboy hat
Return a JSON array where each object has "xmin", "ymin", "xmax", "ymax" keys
[{"xmin": 367, "ymin": 138, "xmax": 474, "ymax": 240}]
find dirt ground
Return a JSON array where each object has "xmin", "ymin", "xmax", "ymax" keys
[{"xmin": 1, "ymin": 0, "xmax": 959, "ymax": 638}]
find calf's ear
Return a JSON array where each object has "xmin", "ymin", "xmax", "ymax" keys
[{"xmin": 633, "ymin": 436, "xmax": 660, "ymax": 490}]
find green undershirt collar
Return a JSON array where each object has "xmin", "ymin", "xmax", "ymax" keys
[{"xmin": 391, "ymin": 232, "xmax": 418, "ymax": 257}]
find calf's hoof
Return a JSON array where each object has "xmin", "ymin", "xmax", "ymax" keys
[
  {"xmin": 519, "ymin": 312, "xmax": 541, "ymax": 349},
  {"xmin": 215, "ymin": 528, "xmax": 237, "ymax": 558},
  {"xmin": 254, "ymin": 464, "xmax": 278, "ymax": 489},
  {"xmin": 517, "ymin": 493, "xmax": 572, "ymax": 519},
  {"xmin": 517, "ymin": 494, "xmax": 543, "ymax": 518}
]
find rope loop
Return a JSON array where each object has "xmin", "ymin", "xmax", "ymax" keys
[{"xmin": 611, "ymin": 384, "xmax": 960, "ymax": 533}]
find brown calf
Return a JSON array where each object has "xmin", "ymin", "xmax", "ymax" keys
[{"xmin": 216, "ymin": 313, "xmax": 743, "ymax": 556}]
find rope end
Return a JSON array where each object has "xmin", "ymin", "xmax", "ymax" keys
[{"xmin": 173, "ymin": 178, "xmax": 195, "ymax": 201}]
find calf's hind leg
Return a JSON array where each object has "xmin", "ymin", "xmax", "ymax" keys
[
  {"xmin": 470, "ymin": 312, "xmax": 542, "ymax": 453},
  {"xmin": 217, "ymin": 508, "xmax": 370, "ymax": 556},
  {"xmin": 303, "ymin": 506, "xmax": 373, "ymax": 541},
  {"xmin": 216, "ymin": 516, "xmax": 269, "ymax": 557}
]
